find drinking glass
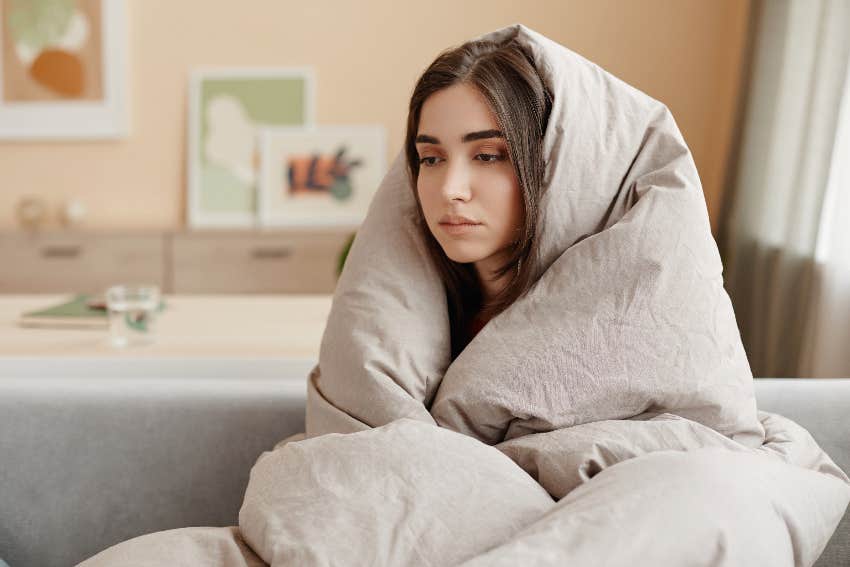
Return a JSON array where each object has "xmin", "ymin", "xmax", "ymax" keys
[{"xmin": 105, "ymin": 284, "xmax": 160, "ymax": 347}]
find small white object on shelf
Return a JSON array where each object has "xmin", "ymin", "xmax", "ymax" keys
[{"xmin": 61, "ymin": 198, "xmax": 88, "ymax": 227}]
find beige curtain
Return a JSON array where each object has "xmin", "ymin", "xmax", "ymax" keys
[{"xmin": 722, "ymin": 0, "xmax": 850, "ymax": 377}]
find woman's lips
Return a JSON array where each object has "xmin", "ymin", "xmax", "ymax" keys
[{"xmin": 439, "ymin": 221, "xmax": 482, "ymax": 236}]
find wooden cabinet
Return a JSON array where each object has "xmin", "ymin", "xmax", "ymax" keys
[
  {"xmin": 0, "ymin": 229, "xmax": 352, "ymax": 294},
  {"xmin": 0, "ymin": 232, "xmax": 166, "ymax": 294},
  {"xmin": 171, "ymin": 230, "xmax": 348, "ymax": 293}
]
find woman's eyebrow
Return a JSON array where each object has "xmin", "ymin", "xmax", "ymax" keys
[{"xmin": 415, "ymin": 129, "xmax": 505, "ymax": 144}]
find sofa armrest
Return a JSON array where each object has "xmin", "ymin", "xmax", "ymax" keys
[
  {"xmin": 754, "ymin": 379, "xmax": 850, "ymax": 476},
  {"xmin": 754, "ymin": 378, "xmax": 850, "ymax": 567}
]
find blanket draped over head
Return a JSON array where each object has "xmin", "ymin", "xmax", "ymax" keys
[{"xmin": 81, "ymin": 23, "xmax": 849, "ymax": 567}]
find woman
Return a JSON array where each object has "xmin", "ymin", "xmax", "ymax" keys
[
  {"xmin": 81, "ymin": 24, "xmax": 849, "ymax": 567},
  {"xmin": 404, "ymin": 37, "xmax": 552, "ymax": 358}
]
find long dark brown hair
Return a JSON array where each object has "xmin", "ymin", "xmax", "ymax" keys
[{"xmin": 405, "ymin": 34, "xmax": 553, "ymax": 360}]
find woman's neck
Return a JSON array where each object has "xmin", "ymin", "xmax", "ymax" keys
[{"xmin": 474, "ymin": 253, "xmax": 513, "ymax": 308}]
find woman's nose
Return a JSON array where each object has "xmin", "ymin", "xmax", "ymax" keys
[{"xmin": 441, "ymin": 163, "xmax": 472, "ymax": 202}]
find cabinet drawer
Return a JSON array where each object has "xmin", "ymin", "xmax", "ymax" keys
[
  {"xmin": 0, "ymin": 233, "xmax": 166, "ymax": 293},
  {"xmin": 171, "ymin": 231, "xmax": 349, "ymax": 293}
]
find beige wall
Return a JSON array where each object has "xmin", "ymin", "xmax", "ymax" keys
[{"xmin": 0, "ymin": 0, "xmax": 750, "ymax": 234}]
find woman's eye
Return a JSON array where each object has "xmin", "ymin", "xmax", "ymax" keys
[
  {"xmin": 475, "ymin": 153, "xmax": 503, "ymax": 164},
  {"xmin": 419, "ymin": 153, "xmax": 503, "ymax": 167}
]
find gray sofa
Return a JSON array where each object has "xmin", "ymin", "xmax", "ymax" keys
[{"xmin": 0, "ymin": 358, "xmax": 848, "ymax": 567}]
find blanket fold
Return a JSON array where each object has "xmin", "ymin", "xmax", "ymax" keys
[{"xmin": 237, "ymin": 410, "xmax": 849, "ymax": 567}]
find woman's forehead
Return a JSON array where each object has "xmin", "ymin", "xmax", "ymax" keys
[{"xmin": 417, "ymin": 83, "xmax": 500, "ymax": 143}]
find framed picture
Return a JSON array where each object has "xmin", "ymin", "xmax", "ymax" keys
[
  {"xmin": 187, "ymin": 67, "xmax": 315, "ymax": 228},
  {"xmin": 257, "ymin": 125, "xmax": 387, "ymax": 228},
  {"xmin": 0, "ymin": 0, "xmax": 128, "ymax": 140}
]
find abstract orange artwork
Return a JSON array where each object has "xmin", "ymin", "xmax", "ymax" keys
[{"xmin": 2, "ymin": 0, "xmax": 104, "ymax": 102}]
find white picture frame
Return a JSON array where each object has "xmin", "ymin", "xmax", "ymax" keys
[
  {"xmin": 187, "ymin": 67, "xmax": 316, "ymax": 229},
  {"xmin": 257, "ymin": 125, "xmax": 387, "ymax": 228},
  {"xmin": 0, "ymin": 0, "xmax": 129, "ymax": 140}
]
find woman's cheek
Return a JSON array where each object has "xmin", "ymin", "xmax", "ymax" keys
[{"xmin": 420, "ymin": 190, "xmax": 443, "ymax": 235}]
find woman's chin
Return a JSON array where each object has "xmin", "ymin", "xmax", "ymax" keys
[{"xmin": 440, "ymin": 245, "xmax": 486, "ymax": 264}]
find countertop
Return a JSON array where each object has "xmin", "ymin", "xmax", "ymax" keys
[{"xmin": 0, "ymin": 293, "xmax": 333, "ymax": 358}]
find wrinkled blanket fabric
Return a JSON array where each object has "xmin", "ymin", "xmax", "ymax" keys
[{"xmin": 80, "ymin": 23, "xmax": 850, "ymax": 567}]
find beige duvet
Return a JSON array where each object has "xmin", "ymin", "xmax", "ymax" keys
[{"xmin": 80, "ymin": 24, "xmax": 850, "ymax": 567}]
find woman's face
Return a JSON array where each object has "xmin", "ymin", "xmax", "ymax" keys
[{"xmin": 415, "ymin": 83, "xmax": 523, "ymax": 277}]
